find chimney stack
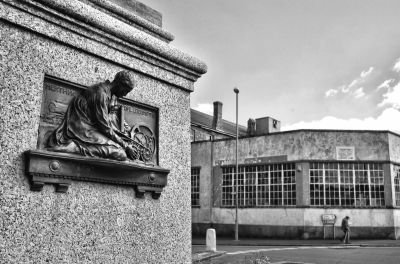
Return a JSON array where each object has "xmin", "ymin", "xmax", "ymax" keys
[{"xmin": 212, "ymin": 101, "xmax": 223, "ymax": 130}]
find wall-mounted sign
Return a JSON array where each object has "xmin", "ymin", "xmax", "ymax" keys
[
  {"xmin": 321, "ymin": 214, "xmax": 336, "ymax": 225},
  {"xmin": 336, "ymin": 146, "xmax": 355, "ymax": 160},
  {"xmin": 244, "ymin": 155, "xmax": 287, "ymax": 164}
]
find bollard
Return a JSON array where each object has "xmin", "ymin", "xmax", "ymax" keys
[{"xmin": 206, "ymin": 228, "xmax": 216, "ymax": 252}]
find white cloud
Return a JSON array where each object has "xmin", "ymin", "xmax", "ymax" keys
[
  {"xmin": 360, "ymin": 66, "xmax": 374, "ymax": 78},
  {"xmin": 377, "ymin": 79, "xmax": 395, "ymax": 90},
  {"xmin": 353, "ymin": 87, "xmax": 365, "ymax": 98},
  {"xmin": 329, "ymin": 67, "xmax": 374, "ymax": 97},
  {"xmin": 192, "ymin": 103, "xmax": 213, "ymax": 115},
  {"xmin": 282, "ymin": 107, "xmax": 400, "ymax": 133},
  {"xmin": 378, "ymin": 81, "xmax": 400, "ymax": 108},
  {"xmin": 340, "ymin": 85, "xmax": 350, "ymax": 93},
  {"xmin": 348, "ymin": 79, "xmax": 359, "ymax": 89},
  {"xmin": 325, "ymin": 89, "xmax": 338, "ymax": 97},
  {"xmin": 393, "ymin": 58, "xmax": 400, "ymax": 73}
]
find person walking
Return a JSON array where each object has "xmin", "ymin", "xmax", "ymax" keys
[{"xmin": 341, "ymin": 216, "xmax": 351, "ymax": 244}]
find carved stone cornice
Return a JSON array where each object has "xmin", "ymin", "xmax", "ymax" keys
[
  {"xmin": 84, "ymin": 0, "xmax": 174, "ymax": 42},
  {"xmin": 0, "ymin": 0, "xmax": 207, "ymax": 91},
  {"xmin": 35, "ymin": 0, "xmax": 207, "ymax": 74}
]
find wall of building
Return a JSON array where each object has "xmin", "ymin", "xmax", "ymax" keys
[
  {"xmin": 192, "ymin": 127, "xmax": 213, "ymax": 141},
  {"xmin": 191, "ymin": 127, "xmax": 232, "ymax": 142},
  {"xmin": 192, "ymin": 130, "xmax": 400, "ymax": 239},
  {"xmin": 212, "ymin": 130, "xmax": 390, "ymax": 165},
  {"xmin": 193, "ymin": 208, "xmax": 397, "ymax": 239},
  {"xmin": 388, "ymin": 132, "xmax": 400, "ymax": 163},
  {"xmin": 191, "ymin": 141, "xmax": 213, "ymax": 223},
  {"xmin": 0, "ymin": 1, "xmax": 205, "ymax": 263},
  {"xmin": 394, "ymin": 210, "xmax": 400, "ymax": 239}
]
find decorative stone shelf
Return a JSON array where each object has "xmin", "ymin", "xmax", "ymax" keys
[{"xmin": 25, "ymin": 150, "xmax": 169, "ymax": 199}]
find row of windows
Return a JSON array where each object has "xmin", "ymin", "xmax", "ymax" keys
[
  {"xmin": 190, "ymin": 163, "xmax": 400, "ymax": 208},
  {"xmin": 221, "ymin": 164, "xmax": 296, "ymax": 207},
  {"xmin": 310, "ymin": 163, "xmax": 385, "ymax": 207}
]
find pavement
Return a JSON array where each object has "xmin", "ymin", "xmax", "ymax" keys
[{"xmin": 192, "ymin": 237, "xmax": 400, "ymax": 263}]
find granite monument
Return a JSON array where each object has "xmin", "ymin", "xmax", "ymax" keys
[{"xmin": 0, "ymin": 0, "xmax": 206, "ymax": 263}]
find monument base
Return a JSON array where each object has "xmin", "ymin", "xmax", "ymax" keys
[{"xmin": 26, "ymin": 150, "xmax": 169, "ymax": 199}]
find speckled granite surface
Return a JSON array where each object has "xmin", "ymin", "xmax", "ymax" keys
[
  {"xmin": 84, "ymin": 0, "xmax": 174, "ymax": 42},
  {"xmin": 1, "ymin": 0, "xmax": 206, "ymax": 91},
  {"xmin": 0, "ymin": 1, "xmax": 205, "ymax": 263}
]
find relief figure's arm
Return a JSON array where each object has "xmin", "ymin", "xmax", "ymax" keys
[{"xmin": 94, "ymin": 91, "xmax": 128, "ymax": 149}]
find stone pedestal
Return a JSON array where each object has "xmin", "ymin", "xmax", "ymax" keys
[{"xmin": 0, "ymin": 0, "xmax": 206, "ymax": 263}]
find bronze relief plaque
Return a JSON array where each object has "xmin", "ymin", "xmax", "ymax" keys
[
  {"xmin": 27, "ymin": 74, "xmax": 168, "ymax": 198},
  {"xmin": 37, "ymin": 77, "xmax": 80, "ymax": 149}
]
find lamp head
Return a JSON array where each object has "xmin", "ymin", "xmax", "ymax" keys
[{"xmin": 233, "ymin": 88, "xmax": 239, "ymax": 94}]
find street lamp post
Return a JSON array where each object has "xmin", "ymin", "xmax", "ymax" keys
[{"xmin": 233, "ymin": 87, "xmax": 239, "ymax": 241}]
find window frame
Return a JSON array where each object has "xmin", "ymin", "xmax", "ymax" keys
[
  {"xmin": 191, "ymin": 167, "xmax": 201, "ymax": 207},
  {"xmin": 221, "ymin": 163, "xmax": 296, "ymax": 208},
  {"xmin": 310, "ymin": 162, "xmax": 385, "ymax": 208},
  {"xmin": 393, "ymin": 165, "xmax": 400, "ymax": 207}
]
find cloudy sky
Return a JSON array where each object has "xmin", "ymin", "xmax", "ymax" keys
[{"xmin": 143, "ymin": 0, "xmax": 400, "ymax": 132}]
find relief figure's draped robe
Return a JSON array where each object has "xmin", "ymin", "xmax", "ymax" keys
[{"xmin": 48, "ymin": 81, "xmax": 127, "ymax": 160}]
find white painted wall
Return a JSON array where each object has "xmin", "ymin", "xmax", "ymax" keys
[
  {"xmin": 192, "ymin": 208, "xmax": 211, "ymax": 223},
  {"xmin": 192, "ymin": 207, "xmax": 399, "ymax": 228},
  {"xmin": 304, "ymin": 208, "xmax": 394, "ymax": 227}
]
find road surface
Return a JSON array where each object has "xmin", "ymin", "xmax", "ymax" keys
[{"xmin": 193, "ymin": 245, "xmax": 400, "ymax": 264}]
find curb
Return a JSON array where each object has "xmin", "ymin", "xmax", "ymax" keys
[
  {"xmin": 192, "ymin": 251, "xmax": 226, "ymax": 263},
  {"xmin": 192, "ymin": 241, "xmax": 400, "ymax": 247},
  {"xmin": 193, "ymin": 243, "xmax": 400, "ymax": 247}
]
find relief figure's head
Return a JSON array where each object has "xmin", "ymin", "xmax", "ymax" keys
[{"xmin": 111, "ymin": 71, "xmax": 135, "ymax": 98}]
